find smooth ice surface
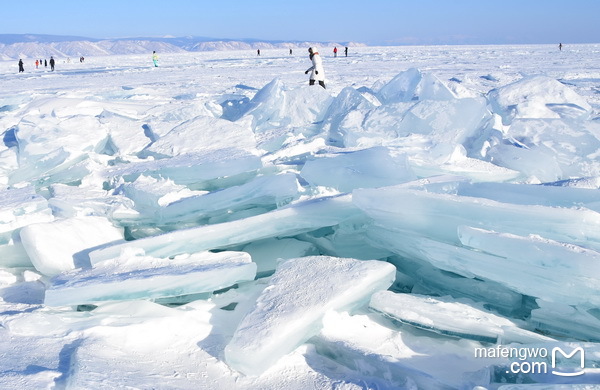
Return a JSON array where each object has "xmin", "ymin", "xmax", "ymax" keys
[
  {"xmin": 224, "ymin": 256, "xmax": 396, "ymax": 375},
  {"xmin": 20, "ymin": 216, "xmax": 124, "ymax": 276},
  {"xmin": 241, "ymin": 237, "xmax": 319, "ymax": 275},
  {"xmin": 458, "ymin": 226, "xmax": 600, "ymax": 306},
  {"xmin": 45, "ymin": 250, "xmax": 256, "ymax": 306},
  {"xmin": 300, "ymin": 147, "xmax": 416, "ymax": 192},
  {"xmin": 353, "ymin": 186, "xmax": 600, "ymax": 251},
  {"xmin": 369, "ymin": 291, "xmax": 551, "ymax": 343},
  {"xmin": 89, "ymin": 194, "xmax": 360, "ymax": 264}
]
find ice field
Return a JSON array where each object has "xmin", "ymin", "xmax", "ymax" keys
[{"xmin": 1, "ymin": 44, "xmax": 600, "ymax": 388}]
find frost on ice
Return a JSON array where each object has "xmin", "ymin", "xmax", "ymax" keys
[
  {"xmin": 224, "ymin": 256, "xmax": 396, "ymax": 375},
  {"xmin": 2, "ymin": 45, "xmax": 600, "ymax": 388}
]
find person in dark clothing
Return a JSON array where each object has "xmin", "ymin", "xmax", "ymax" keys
[
  {"xmin": 44, "ymin": 59, "xmax": 47, "ymax": 67},
  {"xmin": 257, "ymin": 49, "xmax": 260, "ymax": 56},
  {"xmin": 18, "ymin": 59, "xmax": 24, "ymax": 73},
  {"xmin": 344, "ymin": 46, "xmax": 348, "ymax": 57},
  {"xmin": 50, "ymin": 56, "xmax": 55, "ymax": 71}
]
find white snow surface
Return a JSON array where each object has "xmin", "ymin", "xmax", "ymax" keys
[{"xmin": 1, "ymin": 44, "xmax": 600, "ymax": 388}]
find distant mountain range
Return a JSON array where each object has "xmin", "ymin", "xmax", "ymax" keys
[{"xmin": 0, "ymin": 34, "xmax": 365, "ymax": 60}]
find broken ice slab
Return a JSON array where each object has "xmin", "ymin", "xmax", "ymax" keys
[
  {"xmin": 0, "ymin": 186, "xmax": 54, "ymax": 241},
  {"xmin": 140, "ymin": 115, "xmax": 258, "ymax": 158},
  {"xmin": 300, "ymin": 147, "xmax": 416, "ymax": 192},
  {"xmin": 486, "ymin": 118, "xmax": 600, "ymax": 181},
  {"xmin": 0, "ymin": 186, "xmax": 54, "ymax": 267},
  {"xmin": 377, "ymin": 68, "xmax": 456, "ymax": 103},
  {"xmin": 454, "ymin": 181, "xmax": 600, "ymax": 213},
  {"xmin": 102, "ymin": 148, "xmax": 262, "ymax": 189},
  {"xmin": 115, "ymin": 173, "xmax": 300, "ymax": 229},
  {"xmin": 0, "ymin": 241, "xmax": 31, "ymax": 268},
  {"xmin": 388, "ymin": 257, "xmax": 524, "ymax": 315},
  {"xmin": 20, "ymin": 216, "xmax": 124, "ymax": 276},
  {"xmin": 458, "ymin": 226, "xmax": 600, "ymax": 307},
  {"xmin": 97, "ymin": 110, "xmax": 153, "ymax": 156},
  {"xmin": 89, "ymin": 194, "xmax": 362, "ymax": 265},
  {"xmin": 242, "ymin": 78, "xmax": 333, "ymax": 134},
  {"xmin": 320, "ymin": 86, "xmax": 377, "ymax": 148},
  {"xmin": 353, "ymin": 186, "xmax": 600, "ymax": 251},
  {"xmin": 409, "ymin": 145, "xmax": 522, "ymax": 183},
  {"xmin": 47, "ymin": 183, "xmax": 132, "ymax": 219},
  {"xmin": 367, "ymin": 224, "xmax": 600, "ymax": 308},
  {"xmin": 223, "ymin": 256, "xmax": 396, "ymax": 375},
  {"xmin": 44, "ymin": 250, "xmax": 256, "ymax": 306},
  {"xmin": 312, "ymin": 311, "xmax": 489, "ymax": 389},
  {"xmin": 241, "ymin": 238, "xmax": 319, "ymax": 276},
  {"xmin": 8, "ymin": 112, "xmax": 107, "ymax": 186},
  {"xmin": 487, "ymin": 76, "xmax": 592, "ymax": 124},
  {"xmin": 369, "ymin": 291, "xmax": 551, "ymax": 344},
  {"xmin": 531, "ymin": 299, "xmax": 600, "ymax": 342},
  {"xmin": 14, "ymin": 113, "xmax": 107, "ymax": 163}
]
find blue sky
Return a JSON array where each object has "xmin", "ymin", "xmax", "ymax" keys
[{"xmin": 2, "ymin": 0, "xmax": 599, "ymax": 45}]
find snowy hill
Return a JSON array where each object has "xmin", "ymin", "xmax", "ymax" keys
[{"xmin": 0, "ymin": 34, "xmax": 362, "ymax": 60}]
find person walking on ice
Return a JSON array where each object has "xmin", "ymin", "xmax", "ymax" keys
[
  {"xmin": 18, "ymin": 59, "xmax": 24, "ymax": 73},
  {"xmin": 333, "ymin": 47, "xmax": 338, "ymax": 57},
  {"xmin": 305, "ymin": 47, "xmax": 326, "ymax": 89},
  {"xmin": 152, "ymin": 51, "xmax": 159, "ymax": 67}
]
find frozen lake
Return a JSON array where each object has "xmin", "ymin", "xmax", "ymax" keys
[{"xmin": 1, "ymin": 44, "xmax": 600, "ymax": 389}]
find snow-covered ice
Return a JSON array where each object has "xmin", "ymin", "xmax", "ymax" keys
[
  {"xmin": 1, "ymin": 44, "xmax": 600, "ymax": 388},
  {"xmin": 224, "ymin": 255, "xmax": 395, "ymax": 375}
]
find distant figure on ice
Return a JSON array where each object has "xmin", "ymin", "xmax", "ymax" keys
[
  {"xmin": 290, "ymin": 48, "xmax": 293, "ymax": 55},
  {"xmin": 305, "ymin": 47, "xmax": 325, "ymax": 89},
  {"xmin": 559, "ymin": 43, "xmax": 563, "ymax": 51},
  {"xmin": 257, "ymin": 49, "xmax": 261, "ymax": 56},
  {"xmin": 333, "ymin": 47, "xmax": 338, "ymax": 57},
  {"xmin": 35, "ymin": 60, "xmax": 39, "ymax": 69},
  {"xmin": 50, "ymin": 56, "xmax": 55, "ymax": 71},
  {"xmin": 44, "ymin": 59, "xmax": 47, "ymax": 67},
  {"xmin": 345, "ymin": 46, "xmax": 348, "ymax": 57},
  {"xmin": 152, "ymin": 51, "xmax": 159, "ymax": 67},
  {"xmin": 18, "ymin": 59, "xmax": 24, "ymax": 73}
]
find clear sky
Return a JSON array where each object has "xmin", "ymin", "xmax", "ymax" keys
[{"xmin": 2, "ymin": 0, "xmax": 599, "ymax": 45}]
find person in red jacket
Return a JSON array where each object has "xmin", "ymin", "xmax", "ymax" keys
[{"xmin": 333, "ymin": 47, "xmax": 338, "ymax": 57}]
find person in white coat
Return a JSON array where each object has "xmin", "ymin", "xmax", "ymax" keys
[{"xmin": 304, "ymin": 47, "xmax": 325, "ymax": 89}]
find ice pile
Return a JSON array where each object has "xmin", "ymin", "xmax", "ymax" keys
[{"xmin": 1, "ymin": 58, "xmax": 600, "ymax": 388}]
